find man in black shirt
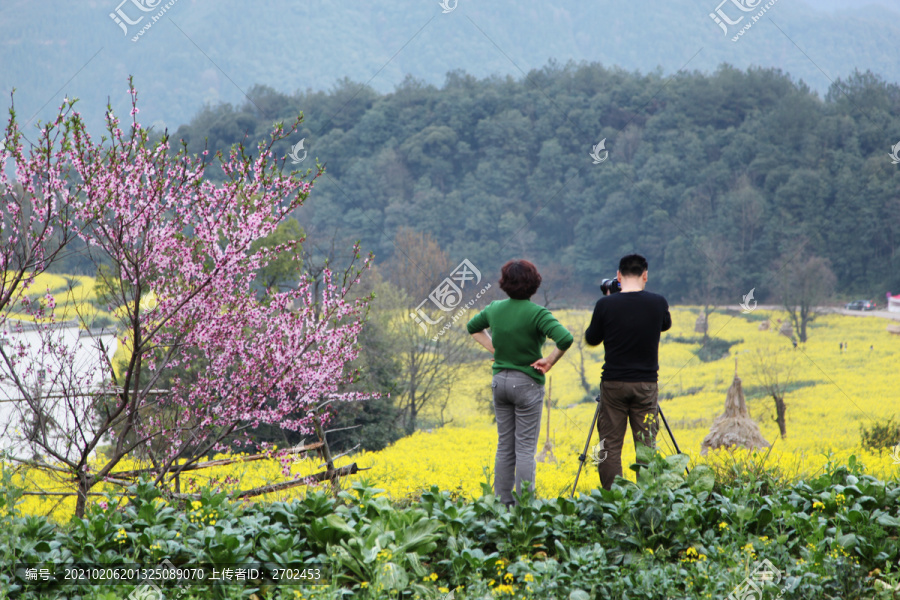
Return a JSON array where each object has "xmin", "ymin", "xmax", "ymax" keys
[{"xmin": 584, "ymin": 254, "xmax": 672, "ymax": 489}]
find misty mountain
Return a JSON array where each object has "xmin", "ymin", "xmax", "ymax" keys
[{"xmin": 3, "ymin": 0, "xmax": 900, "ymax": 137}]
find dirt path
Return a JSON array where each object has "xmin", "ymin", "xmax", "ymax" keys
[
  {"xmin": 830, "ymin": 308, "xmax": 900, "ymax": 321},
  {"xmin": 751, "ymin": 305, "xmax": 900, "ymax": 322}
]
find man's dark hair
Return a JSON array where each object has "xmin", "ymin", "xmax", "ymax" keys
[
  {"xmin": 499, "ymin": 260, "xmax": 542, "ymax": 300},
  {"xmin": 619, "ymin": 254, "xmax": 648, "ymax": 277}
]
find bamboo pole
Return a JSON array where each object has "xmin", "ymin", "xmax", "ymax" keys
[
  {"xmin": 19, "ymin": 464, "xmax": 366, "ymax": 500},
  {"xmin": 106, "ymin": 442, "xmax": 324, "ymax": 479},
  {"xmin": 233, "ymin": 463, "xmax": 362, "ymax": 499}
]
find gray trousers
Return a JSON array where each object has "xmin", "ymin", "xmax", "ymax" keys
[{"xmin": 492, "ymin": 369, "xmax": 544, "ymax": 505}]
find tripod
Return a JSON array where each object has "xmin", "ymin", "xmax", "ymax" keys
[{"xmin": 570, "ymin": 389, "xmax": 685, "ymax": 497}]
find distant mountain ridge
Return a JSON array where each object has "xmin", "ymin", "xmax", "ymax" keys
[{"xmin": 2, "ymin": 0, "xmax": 900, "ymax": 136}]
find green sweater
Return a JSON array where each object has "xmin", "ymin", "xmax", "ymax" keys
[{"xmin": 466, "ymin": 299, "xmax": 573, "ymax": 384}]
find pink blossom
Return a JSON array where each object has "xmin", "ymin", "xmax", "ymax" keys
[{"xmin": 1, "ymin": 78, "xmax": 376, "ymax": 504}]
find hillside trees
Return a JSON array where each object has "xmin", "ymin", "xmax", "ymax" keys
[{"xmin": 114, "ymin": 64, "xmax": 900, "ymax": 303}]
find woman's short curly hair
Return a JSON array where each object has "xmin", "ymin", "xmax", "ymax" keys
[{"xmin": 499, "ymin": 260, "xmax": 542, "ymax": 300}]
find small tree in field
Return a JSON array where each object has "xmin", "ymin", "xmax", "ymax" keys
[
  {"xmin": 748, "ymin": 345, "xmax": 799, "ymax": 438},
  {"xmin": 562, "ymin": 312, "xmax": 599, "ymax": 400},
  {"xmin": 776, "ymin": 249, "xmax": 836, "ymax": 344},
  {"xmin": 0, "ymin": 81, "xmax": 372, "ymax": 517},
  {"xmin": 691, "ymin": 235, "xmax": 733, "ymax": 341},
  {"xmin": 383, "ymin": 228, "xmax": 468, "ymax": 433}
]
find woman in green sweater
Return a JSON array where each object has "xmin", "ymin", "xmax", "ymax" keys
[{"xmin": 467, "ymin": 260, "xmax": 573, "ymax": 506}]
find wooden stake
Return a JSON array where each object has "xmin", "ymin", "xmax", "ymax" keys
[
  {"xmin": 536, "ymin": 377, "xmax": 556, "ymax": 463},
  {"xmin": 312, "ymin": 413, "xmax": 340, "ymax": 496},
  {"xmin": 546, "ymin": 377, "xmax": 551, "ymax": 444}
]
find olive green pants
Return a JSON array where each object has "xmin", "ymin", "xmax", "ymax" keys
[{"xmin": 596, "ymin": 380, "xmax": 659, "ymax": 490}]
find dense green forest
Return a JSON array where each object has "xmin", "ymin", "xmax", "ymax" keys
[{"xmin": 155, "ymin": 63, "xmax": 900, "ymax": 303}]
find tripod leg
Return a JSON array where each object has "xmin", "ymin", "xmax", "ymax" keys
[
  {"xmin": 658, "ymin": 404, "xmax": 689, "ymax": 475},
  {"xmin": 571, "ymin": 392, "xmax": 602, "ymax": 498}
]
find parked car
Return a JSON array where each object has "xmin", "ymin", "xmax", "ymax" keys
[{"xmin": 845, "ymin": 299, "xmax": 876, "ymax": 311}]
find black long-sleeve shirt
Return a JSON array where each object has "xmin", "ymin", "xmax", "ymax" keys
[{"xmin": 584, "ymin": 290, "xmax": 672, "ymax": 382}]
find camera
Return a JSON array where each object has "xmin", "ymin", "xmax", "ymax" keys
[{"xmin": 601, "ymin": 278, "xmax": 621, "ymax": 295}]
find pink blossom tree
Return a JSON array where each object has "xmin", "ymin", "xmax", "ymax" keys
[
  {"xmin": 0, "ymin": 92, "xmax": 80, "ymax": 331},
  {"xmin": 1, "ymin": 95, "xmax": 88, "ymax": 465},
  {"xmin": 1, "ymin": 80, "xmax": 372, "ymax": 517}
]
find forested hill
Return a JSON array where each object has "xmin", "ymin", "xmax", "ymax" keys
[{"xmin": 165, "ymin": 63, "xmax": 900, "ymax": 304}]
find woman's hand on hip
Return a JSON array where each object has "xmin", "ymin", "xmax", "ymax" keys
[
  {"xmin": 532, "ymin": 347, "xmax": 566, "ymax": 374},
  {"xmin": 531, "ymin": 357, "xmax": 553, "ymax": 374}
]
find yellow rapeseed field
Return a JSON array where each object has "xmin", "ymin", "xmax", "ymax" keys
[
  {"xmin": 6, "ymin": 278, "xmax": 900, "ymax": 519},
  {"xmin": 338, "ymin": 306, "xmax": 900, "ymax": 500}
]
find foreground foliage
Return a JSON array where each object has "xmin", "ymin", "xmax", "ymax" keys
[{"xmin": 2, "ymin": 454, "xmax": 899, "ymax": 599}]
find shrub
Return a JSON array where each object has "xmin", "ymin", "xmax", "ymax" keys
[
  {"xmin": 860, "ymin": 417, "xmax": 900, "ymax": 450},
  {"xmin": 663, "ymin": 335, "xmax": 743, "ymax": 363},
  {"xmin": 696, "ymin": 337, "xmax": 743, "ymax": 362}
]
